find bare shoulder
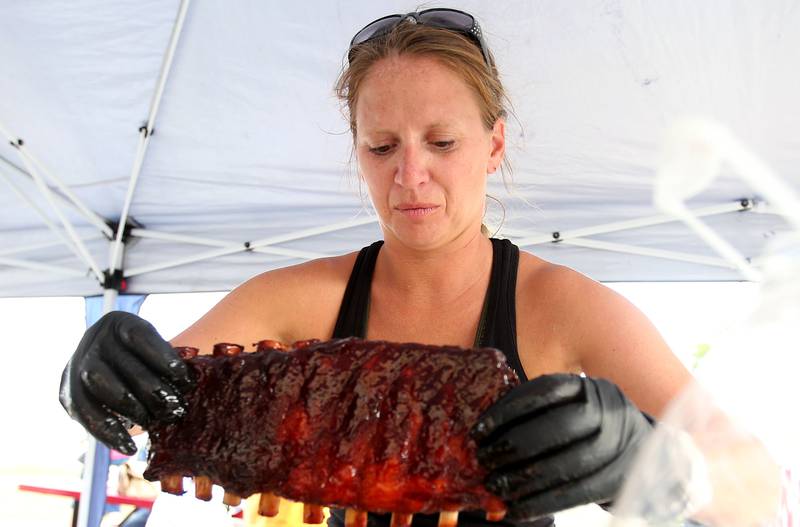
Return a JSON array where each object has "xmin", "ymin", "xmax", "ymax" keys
[
  {"xmin": 170, "ymin": 252, "xmax": 358, "ymax": 353},
  {"xmin": 516, "ymin": 250, "xmax": 691, "ymax": 416},
  {"xmin": 513, "ymin": 252, "xmax": 585, "ymax": 375}
]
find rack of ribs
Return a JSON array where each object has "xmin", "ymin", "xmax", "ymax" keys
[{"xmin": 143, "ymin": 337, "xmax": 519, "ymax": 527}]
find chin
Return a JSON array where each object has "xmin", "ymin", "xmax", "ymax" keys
[{"xmin": 386, "ymin": 224, "xmax": 459, "ymax": 251}]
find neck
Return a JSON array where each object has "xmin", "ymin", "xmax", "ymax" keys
[{"xmin": 375, "ymin": 230, "xmax": 493, "ymax": 303}]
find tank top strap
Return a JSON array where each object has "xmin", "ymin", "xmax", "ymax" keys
[
  {"xmin": 475, "ymin": 238, "xmax": 528, "ymax": 382},
  {"xmin": 332, "ymin": 240, "xmax": 384, "ymax": 339}
]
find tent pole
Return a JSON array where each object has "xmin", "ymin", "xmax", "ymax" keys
[
  {"xmin": 0, "ymin": 255, "xmax": 86, "ymax": 276},
  {"xmin": 0, "ymin": 168, "xmax": 88, "ymax": 262},
  {"xmin": 76, "ymin": 291, "xmax": 148, "ymax": 527},
  {"xmin": 511, "ymin": 200, "xmax": 751, "ymax": 248},
  {"xmin": 0, "ymin": 153, "xmax": 113, "ymax": 237},
  {"xmin": 77, "ymin": 240, "xmax": 146, "ymax": 527},
  {"xmin": 0, "ymin": 130, "xmax": 105, "ymax": 281},
  {"xmin": 11, "ymin": 146, "xmax": 105, "ymax": 282},
  {"xmin": 0, "ymin": 235, "xmax": 106, "ymax": 258},
  {"xmin": 75, "ymin": 288, "xmax": 117, "ymax": 527},
  {"xmin": 130, "ymin": 227, "xmax": 326, "ymax": 259},
  {"xmin": 20, "ymin": 149, "xmax": 114, "ymax": 238},
  {"xmin": 561, "ymin": 238, "xmax": 736, "ymax": 269},
  {"xmin": 124, "ymin": 215, "xmax": 378, "ymax": 278},
  {"xmin": 667, "ymin": 211, "xmax": 761, "ymax": 281},
  {"xmin": 0, "ymin": 130, "xmax": 112, "ymax": 239},
  {"xmin": 109, "ymin": 0, "xmax": 191, "ymax": 275}
]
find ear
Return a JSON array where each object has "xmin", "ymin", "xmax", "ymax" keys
[{"xmin": 487, "ymin": 118, "xmax": 506, "ymax": 174}]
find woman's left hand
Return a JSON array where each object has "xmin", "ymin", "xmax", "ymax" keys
[{"xmin": 471, "ymin": 373, "xmax": 653, "ymax": 520}]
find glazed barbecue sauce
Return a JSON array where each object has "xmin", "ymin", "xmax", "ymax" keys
[{"xmin": 144, "ymin": 337, "xmax": 518, "ymax": 515}]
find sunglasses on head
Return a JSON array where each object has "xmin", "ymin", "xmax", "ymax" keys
[{"xmin": 348, "ymin": 8, "xmax": 491, "ymax": 67}]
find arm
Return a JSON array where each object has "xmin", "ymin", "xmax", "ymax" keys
[
  {"xmin": 60, "ymin": 254, "xmax": 353, "ymax": 452},
  {"xmin": 473, "ymin": 264, "xmax": 693, "ymax": 520},
  {"xmin": 558, "ymin": 272, "xmax": 784, "ymax": 524},
  {"xmin": 169, "ymin": 254, "xmax": 355, "ymax": 352},
  {"xmin": 561, "ymin": 268, "xmax": 693, "ymax": 417}
]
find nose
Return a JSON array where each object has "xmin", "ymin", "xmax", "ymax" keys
[{"xmin": 393, "ymin": 145, "xmax": 430, "ymax": 188}]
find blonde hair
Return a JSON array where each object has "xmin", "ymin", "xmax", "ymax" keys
[{"xmin": 337, "ymin": 22, "xmax": 510, "ymax": 151}]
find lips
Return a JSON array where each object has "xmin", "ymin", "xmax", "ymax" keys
[{"xmin": 395, "ymin": 203, "xmax": 440, "ymax": 216}]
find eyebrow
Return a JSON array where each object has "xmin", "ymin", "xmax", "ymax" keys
[{"xmin": 360, "ymin": 122, "xmax": 462, "ymax": 137}]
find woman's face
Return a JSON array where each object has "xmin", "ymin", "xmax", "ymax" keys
[{"xmin": 354, "ymin": 54, "xmax": 505, "ymax": 251}]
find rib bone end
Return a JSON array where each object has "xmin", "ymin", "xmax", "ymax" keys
[
  {"xmin": 390, "ymin": 512, "xmax": 413, "ymax": 527},
  {"xmin": 193, "ymin": 476, "xmax": 212, "ymax": 501},
  {"xmin": 438, "ymin": 511, "xmax": 459, "ymax": 527},
  {"xmin": 173, "ymin": 346, "xmax": 199, "ymax": 359},
  {"xmin": 213, "ymin": 343, "xmax": 244, "ymax": 356},
  {"xmin": 345, "ymin": 508, "xmax": 368, "ymax": 527},
  {"xmin": 256, "ymin": 339, "xmax": 289, "ymax": 352},
  {"xmin": 257, "ymin": 493, "xmax": 281, "ymax": 517},
  {"xmin": 223, "ymin": 491, "xmax": 242, "ymax": 506},
  {"xmin": 303, "ymin": 503, "xmax": 325, "ymax": 524},
  {"xmin": 160, "ymin": 474, "xmax": 184, "ymax": 495}
]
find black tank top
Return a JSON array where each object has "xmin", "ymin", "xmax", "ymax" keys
[{"xmin": 328, "ymin": 238, "xmax": 554, "ymax": 527}]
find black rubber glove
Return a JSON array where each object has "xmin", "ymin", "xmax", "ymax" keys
[
  {"xmin": 58, "ymin": 311, "xmax": 194, "ymax": 455},
  {"xmin": 471, "ymin": 373, "xmax": 653, "ymax": 521}
]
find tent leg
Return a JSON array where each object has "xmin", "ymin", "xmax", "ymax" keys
[{"xmin": 76, "ymin": 291, "xmax": 146, "ymax": 527}]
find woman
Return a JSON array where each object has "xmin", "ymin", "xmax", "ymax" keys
[{"xmin": 59, "ymin": 8, "xmax": 692, "ymax": 526}]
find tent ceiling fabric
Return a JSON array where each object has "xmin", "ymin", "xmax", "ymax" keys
[{"xmin": 1, "ymin": 0, "xmax": 798, "ymax": 297}]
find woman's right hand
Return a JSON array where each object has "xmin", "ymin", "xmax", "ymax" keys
[{"xmin": 59, "ymin": 311, "xmax": 194, "ymax": 455}]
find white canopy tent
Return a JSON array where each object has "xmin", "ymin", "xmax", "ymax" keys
[
  {"xmin": 1, "ymin": 1, "xmax": 798, "ymax": 526},
  {"xmin": 2, "ymin": 0, "xmax": 798, "ymax": 300}
]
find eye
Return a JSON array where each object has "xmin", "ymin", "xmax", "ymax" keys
[
  {"xmin": 368, "ymin": 144, "xmax": 394, "ymax": 156},
  {"xmin": 432, "ymin": 140, "xmax": 455, "ymax": 150}
]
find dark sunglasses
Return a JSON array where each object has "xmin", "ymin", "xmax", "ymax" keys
[{"xmin": 348, "ymin": 8, "xmax": 491, "ymax": 66}]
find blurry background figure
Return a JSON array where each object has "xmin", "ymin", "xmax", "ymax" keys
[
  {"xmin": 99, "ymin": 434, "xmax": 155, "ymax": 527},
  {"xmin": 112, "ymin": 445, "xmax": 157, "ymax": 526},
  {"xmin": 611, "ymin": 380, "xmax": 796, "ymax": 526},
  {"xmin": 610, "ymin": 120, "xmax": 800, "ymax": 526}
]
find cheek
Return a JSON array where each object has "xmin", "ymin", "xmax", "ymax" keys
[
  {"xmin": 454, "ymin": 167, "xmax": 489, "ymax": 215},
  {"xmin": 358, "ymin": 163, "xmax": 392, "ymax": 207},
  {"xmin": 452, "ymin": 159, "xmax": 488, "ymax": 196}
]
